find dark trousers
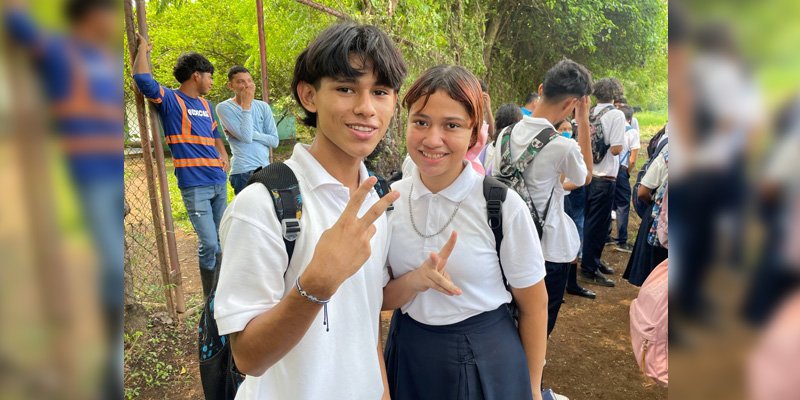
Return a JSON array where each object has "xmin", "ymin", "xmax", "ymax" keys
[
  {"xmin": 544, "ymin": 261, "xmax": 569, "ymax": 336},
  {"xmin": 229, "ymin": 169, "xmax": 256, "ymax": 195},
  {"xmin": 614, "ymin": 165, "xmax": 631, "ymax": 243},
  {"xmin": 582, "ymin": 178, "xmax": 616, "ymax": 274}
]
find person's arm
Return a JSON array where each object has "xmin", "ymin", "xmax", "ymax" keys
[
  {"xmin": 483, "ymin": 92, "xmax": 496, "ymax": 141},
  {"xmin": 575, "ymin": 96, "xmax": 593, "ymax": 184},
  {"xmin": 215, "ymin": 137, "xmax": 229, "ymax": 172},
  {"xmin": 217, "ymin": 102, "xmax": 252, "ymax": 142},
  {"xmin": 258, "ymin": 103, "xmax": 280, "ymax": 149},
  {"xmin": 638, "ymin": 184, "xmax": 654, "ymax": 203},
  {"xmin": 512, "ymin": 282, "xmax": 548, "ymax": 400},
  {"xmin": 608, "ymin": 110, "xmax": 625, "ymax": 156},
  {"xmin": 629, "ymin": 148, "xmax": 639, "ymax": 172},
  {"xmin": 4, "ymin": 3, "xmax": 44, "ymax": 51},
  {"xmin": 382, "ymin": 232, "xmax": 461, "ymax": 310},
  {"xmin": 229, "ymin": 178, "xmax": 400, "ymax": 376},
  {"xmin": 132, "ymin": 33, "xmax": 152, "ymax": 76}
]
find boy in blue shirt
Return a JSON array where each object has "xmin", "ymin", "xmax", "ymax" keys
[
  {"xmin": 132, "ymin": 34, "xmax": 230, "ymax": 297},
  {"xmin": 216, "ymin": 66, "xmax": 279, "ymax": 194}
]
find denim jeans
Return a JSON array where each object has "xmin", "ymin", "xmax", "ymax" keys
[
  {"xmin": 229, "ymin": 169, "xmax": 256, "ymax": 195},
  {"xmin": 180, "ymin": 184, "xmax": 228, "ymax": 271},
  {"xmin": 614, "ymin": 165, "xmax": 631, "ymax": 244},
  {"xmin": 544, "ymin": 261, "xmax": 569, "ymax": 336}
]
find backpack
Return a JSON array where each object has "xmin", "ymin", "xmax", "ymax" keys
[
  {"xmin": 198, "ymin": 162, "xmax": 391, "ymax": 400},
  {"xmin": 629, "ymin": 259, "xmax": 669, "ymax": 387},
  {"xmin": 493, "ymin": 123, "xmax": 560, "ymax": 238},
  {"xmin": 632, "ymin": 137, "xmax": 669, "ymax": 218},
  {"xmin": 648, "ymin": 179, "xmax": 669, "ymax": 248},
  {"xmin": 589, "ymin": 105, "xmax": 616, "ymax": 164}
]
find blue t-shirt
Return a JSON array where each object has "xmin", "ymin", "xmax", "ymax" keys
[
  {"xmin": 216, "ymin": 98, "xmax": 279, "ymax": 175},
  {"xmin": 133, "ymin": 73, "xmax": 226, "ymax": 189},
  {"xmin": 5, "ymin": 9, "xmax": 123, "ymax": 185}
]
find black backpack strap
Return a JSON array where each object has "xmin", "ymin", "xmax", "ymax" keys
[
  {"xmin": 483, "ymin": 176, "xmax": 508, "ymax": 281},
  {"xmin": 369, "ymin": 171, "xmax": 394, "ymax": 211},
  {"xmin": 246, "ymin": 163, "xmax": 302, "ymax": 260}
]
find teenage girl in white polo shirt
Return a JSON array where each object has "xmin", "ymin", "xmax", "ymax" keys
[{"xmin": 382, "ymin": 65, "xmax": 549, "ymax": 400}]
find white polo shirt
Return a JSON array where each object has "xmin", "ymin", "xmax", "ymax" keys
[
  {"xmin": 621, "ymin": 127, "xmax": 642, "ymax": 168},
  {"xmin": 592, "ymin": 104, "xmax": 626, "ymax": 177},
  {"xmin": 490, "ymin": 117, "xmax": 588, "ymax": 263},
  {"xmin": 388, "ymin": 163, "xmax": 546, "ymax": 326},
  {"xmin": 215, "ymin": 144, "xmax": 390, "ymax": 400}
]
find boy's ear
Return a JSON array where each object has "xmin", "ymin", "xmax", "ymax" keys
[
  {"xmin": 296, "ymin": 81, "xmax": 318, "ymax": 113},
  {"xmin": 537, "ymin": 83, "xmax": 544, "ymax": 97}
]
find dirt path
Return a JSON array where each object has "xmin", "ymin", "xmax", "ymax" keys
[{"xmin": 132, "ymin": 225, "xmax": 666, "ymax": 400}]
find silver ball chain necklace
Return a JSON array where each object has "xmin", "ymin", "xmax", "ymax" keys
[{"xmin": 408, "ymin": 181, "xmax": 462, "ymax": 238}]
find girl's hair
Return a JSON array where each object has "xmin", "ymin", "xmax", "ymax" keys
[
  {"xmin": 402, "ymin": 65, "xmax": 484, "ymax": 143},
  {"xmin": 555, "ymin": 119, "xmax": 573, "ymax": 130},
  {"xmin": 495, "ymin": 103, "xmax": 523, "ymax": 133}
]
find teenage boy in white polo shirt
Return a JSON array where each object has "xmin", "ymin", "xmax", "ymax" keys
[
  {"xmin": 580, "ymin": 78, "xmax": 626, "ymax": 287},
  {"xmin": 213, "ymin": 22, "xmax": 406, "ymax": 399},
  {"xmin": 491, "ymin": 59, "xmax": 594, "ymax": 335}
]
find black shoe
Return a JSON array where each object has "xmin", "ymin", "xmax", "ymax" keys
[
  {"xmin": 605, "ymin": 237, "xmax": 617, "ymax": 245},
  {"xmin": 614, "ymin": 243, "xmax": 633, "ymax": 253},
  {"xmin": 566, "ymin": 286, "xmax": 597, "ymax": 299},
  {"xmin": 580, "ymin": 270, "xmax": 616, "ymax": 287},
  {"xmin": 598, "ymin": 260, "xmax": 615, "ymax": 275}
]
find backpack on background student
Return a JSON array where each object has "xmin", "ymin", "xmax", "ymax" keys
[
  {"xmin": 632, "ymin": 137, "xmax": 669, "ymax": 218},
  {"xmin": 589, "ymin": 105, "xmax": 616, "ymax": 164},
  {"xmin": 493, "ymin": 123, "xmax": 560, "ymax": 238},
  {"xmin": 629, "ymin": 259, "xmax": 669, "ymax": 387}
]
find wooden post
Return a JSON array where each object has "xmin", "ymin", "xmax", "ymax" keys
[
  {"xmin": 256, "ymin": 0, "xmax": 273, "ymax": 162},
  {"xmin": 133, "ymin": 0, "xmax": 187, "ymax": 317},
  {"xmin": 125, "ymin": 0, "xmax": 177, "ymax": 317}
]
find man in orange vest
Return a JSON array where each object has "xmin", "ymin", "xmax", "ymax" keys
[{"xmin": 133, "ymin": 34, "xmax": 230, "ymax": 298}]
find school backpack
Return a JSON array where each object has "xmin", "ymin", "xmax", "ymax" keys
[
  {"xmin": 589, "ymin": 105, "xmax": 616, "ymax": 164},
  {"xmin": 493, "ymin": 123, "xmax": 560, "ymax": 238},
  {"xmin": 656, "ymin": 186, "xmax": 669, "ymax": 248},
  {"xmin": 629, "ymin": 258, "xmax": 669, "ymax": 387},
  {"xmin": 632, "ymin": 137, "xmax": 669, "ymax": 218},
  {"xmin": 198, "ymin": 162, "xmax": 391, "ymax": 400}
]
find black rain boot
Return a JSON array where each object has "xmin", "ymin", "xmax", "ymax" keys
[
  {"xmin": 566, "ymin": 263, "xmax": 596, "ymax": 299},
  {"xmin": 200, "ymin": 268, "xmax": 215, "ymax": 299}
]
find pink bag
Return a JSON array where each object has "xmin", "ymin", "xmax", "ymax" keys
[
  {"xmin": 630, "ymin": 259, "xmax": 669, "ymax": 387},
  {"xmin": 748, "ymin": 291, "xmax": 800, "ymax": 400}
]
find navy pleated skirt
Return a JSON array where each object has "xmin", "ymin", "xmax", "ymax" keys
[{"xmin": 384, "ymin": 305, "xmax": 533, "ymax": 400}]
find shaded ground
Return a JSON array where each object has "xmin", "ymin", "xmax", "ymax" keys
[{"xmin": 128, "ymin": 228, "xmax": 666, "ymax": 399}]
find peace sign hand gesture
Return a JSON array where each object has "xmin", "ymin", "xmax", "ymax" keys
[{"xmin": 301, "ymin": 176, "xmax": 400, "ymax": 298}]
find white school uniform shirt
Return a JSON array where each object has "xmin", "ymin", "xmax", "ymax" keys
[
  {"xmin": 620, "ymin": 126, "xmax": 641, "ymax": 168},
  {"xmin": 214, "ymin": 143, "xmax": 390, "ymax": 400},
  {"xmin": 592, "ymin": 103, "xmax": 626, "ymax": 177},
  {"xmin": 490, "ymin": 117, "xmax": 588, "ymax": 263},
  {"xmin": 388, "ymin": 163, "xmax": 546, "ymax": 326}
]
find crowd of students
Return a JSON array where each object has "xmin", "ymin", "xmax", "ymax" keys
[{"xmin": 132, "ymin": 19, "xmax": 669, "ymax": 400}]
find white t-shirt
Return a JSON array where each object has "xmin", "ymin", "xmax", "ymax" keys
[
  {"xmin": 388, "ymin": 163, "xmax": 546, "ymax": 325},
  {"xmin": 620, "ymin": 127, "xmax": 642, "ymax": 168},
  {"xmin": 592, "ymin": 104, "xmax": 626, "ymax": 177},
  {"xmin": 491, "ymin": 117, "xmax": 588, "ymax": 262},
  {"xmin": 215, "ymin": 144, "xmax": 390, "ymax": 400},
  {"xmin": 641, "ymin": 146, "xmax": 669, "ymax": 192}
]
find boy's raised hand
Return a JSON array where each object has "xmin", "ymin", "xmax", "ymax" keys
[{"xmin": 303, "ymin": 176, "xmax": 400, "ymax": 297}]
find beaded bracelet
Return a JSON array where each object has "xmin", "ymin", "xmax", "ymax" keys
[{"xmin": 295, "ymin": 277, "xmax": 330, "ymax": 332}]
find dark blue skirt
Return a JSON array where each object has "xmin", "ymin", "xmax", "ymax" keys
[{"xmin": 384, "ymin": 305, "xmax": 533, "ymax": 400}]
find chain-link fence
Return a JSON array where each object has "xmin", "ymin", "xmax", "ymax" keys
[{"xmin": 124, "ymin": 98, "xmax": 173, "ymax": 315}]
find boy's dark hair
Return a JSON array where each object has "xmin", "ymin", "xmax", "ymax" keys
[
  {"xmin": 616, "ymin": 96, "xmax": 628, "ymax": 104},
  {"xmin": 64, "ymin": 0, "xmax": 117, "ymax": 24},
  {"xmin": 541, "ymin": 59, "xmax": 593, "ymax": 103},
  {"xmin": 524, "ymin": 92, "xmax": 539, "ymax": 105},
  {"xmin": 227, "ymin": 65, "xmax": 251, "ymax": 81},
  {"xmin": 173, "ymin": 52, "xmax": 215, "ymax": 83},
  {"xmin": 403, "ymin": 65, "xmax": 484, "ymax": 143},
  {"xmin": 292, "ymin": 22, "xmax": 407, "ymax": 127},
  {"xmin": 495, "ymin": 103, "xmax": 523, "ymax": 133},
  {"xmin": 618, "ymin": 104, "xmax": 635, "ymax": 122},
  {"xmin": 593, "ymin": 77, "xmax": 624, "ymax": 103}
]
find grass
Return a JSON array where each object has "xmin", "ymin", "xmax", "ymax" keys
[{"xmin": 635, "ymin": 110, "xmax": 667, "ymax": 141}]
